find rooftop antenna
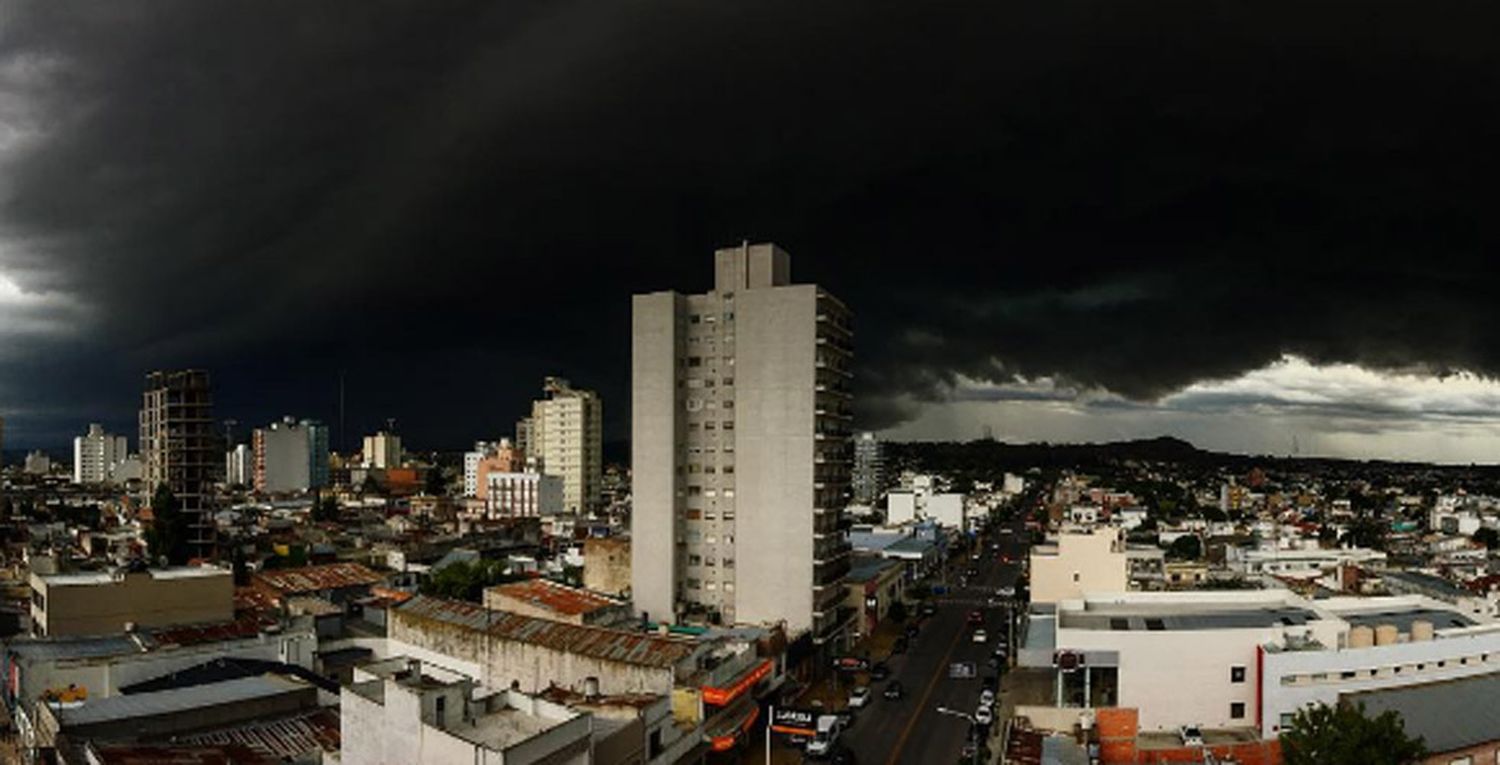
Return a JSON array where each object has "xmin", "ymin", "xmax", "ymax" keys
[
  {"xmin": 222, "ymin": 419, "xmax": 238, "ymax": 446},
  {"xmin": 339, "ymin": 369, "xmax": 346, "ymax": 454},
  {"xmin": 386, "ymin": 417, "xmax": 397, "ymax": 434}
]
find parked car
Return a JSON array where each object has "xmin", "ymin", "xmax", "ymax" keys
[
  {"xmin": 972, "ymin": 628, "xmax": 988, "ymax": 643},
  {"xmin": 869, "ymin": 662, "xmax": 890, "ymax": 681},
  {"xmin": 980, "ymin": 689, "xmax": 996, "ymax": 707},
  {"xmin": 995, "ymin": 585, "xmax": 1016, "ymax": 597},
  {"xmin": 883, "ymin": 680, "xmax": 906, "ymax": 700},
  {"xmin": 847, "ymin": 686, "xmax": 871, "ymax": 709},
  {"xmin": 975, "ymin": 706, "xmax": 994, "ymax": 726},
  {"xmin": 982, "ymin": 675, "xmax": 999, "ymax": 691},
  {"xmin": 1179, "ymin": 725, "xmax": 1204, "ymax": 747},
  {"xmin": 921, "ymin": 604, "xmax": 937, "ymax": 617},
  {"xmin": 806, "ymin": 716, "xmax": 846, "ymax": 757},
  {"xmin": 891, "ymin": 636, "xmax": 908, "ymax": 655}
]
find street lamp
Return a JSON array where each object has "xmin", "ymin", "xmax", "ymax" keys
[{"xmin": 936, "ymin": 707, "xmax": 982, "ymax": 765}]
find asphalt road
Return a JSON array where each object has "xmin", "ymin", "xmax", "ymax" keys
[{"xmin": 839, "ymin": 514, "xmax": 1032, "ymax": 765}]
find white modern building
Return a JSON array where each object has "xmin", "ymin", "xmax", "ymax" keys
[
  {"xmin": 886, "ymin": 485, "xmax": 967, "ymax": 529},
  {"xmin": 72, "ymin": 423, "xmax": 130, "ymax": 485},
  {"xmin": 526, "ymin": 378, "xmax": 603, "ymax": 514},
  {"xmin": 631, "ymin": 242, "xmax": 853, "ymax": 640},
  {"xmin": 23, "ymin": 450, "xmax": 50, "ymax": 476},
  {"xmin": 483, "ymin": 471, "xmax": 564, "ymax": 518},
  {"xmin": 1226, "ymin": 545, "xmax": 1387, "ymax": 579}
]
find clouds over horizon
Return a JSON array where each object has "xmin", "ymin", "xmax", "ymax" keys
[{"xmin": 3, "ymin": 2, "xmax": 1500, "ymax": 459}]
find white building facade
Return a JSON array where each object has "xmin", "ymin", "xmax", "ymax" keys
[
  {"xmin": 73, "ymin": 423, "xmax": 130, "ymax": 485},
  {"xmin": 631, "ymin": 243, "xmax": 853, "ymax": 640}
]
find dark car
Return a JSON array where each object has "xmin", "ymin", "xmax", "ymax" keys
[
  {"xmin": 982, "ymin": 674, "xmax": 999, "ymax": 691},
  {"xmin": 905, "ymin": 624, "xmax": 920, "ymax": 639},
  {"xmin": 891, "ymin": 636, "xmax": 908, "ymax": 655},
  {"xmin": 883, "ymin": 680, "xmax": 905, "ymax": 700},
  {"xmin": 920, "ymin": 603, "xmax": 937, "ymax": 617},
  {"xmin": 829, "ymin": 745, "xmax": 858, "ymax": 765},
  {"xmin": 870, "ymin": 662, "xmax": 890, "ymax": 681}
]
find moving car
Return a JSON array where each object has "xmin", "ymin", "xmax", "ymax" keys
[
  {"xmin": 883, "ymin": 680, "xmax": 905, "ymax": 700},
  {"xmin": 921, "ymin": 604, "xmax": 937, "ymax": 617},
  {"xmin": 847, "ymin": 685, "xmax": 871, "ymax": 709},
  {"xmin": 972, "ymin": 628, "xmax": 988, "ymax": 643},
  {"xmin": 869, "ymin": 662, "xmax": 890, "ymax": 681},
  {"xmin": 967, "ymin": 610, "xmax": 984, "ymax": 626},
  {"xmin": 1179, "ymin": 725, "xmax": 1204, "ymax": 747}
]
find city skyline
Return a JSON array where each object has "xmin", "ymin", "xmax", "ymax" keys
[{"xmin": 5, "ymin": 3, "xmax": 1500, "ymax": 462}]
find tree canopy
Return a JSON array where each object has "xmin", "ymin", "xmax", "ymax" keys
[{"xmin": 1281, "ymin": 702, "xmax": 1425, "ymax": 765}]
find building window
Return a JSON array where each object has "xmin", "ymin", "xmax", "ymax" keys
[
  {"xmin": 1231, "ymin": 666, "xmax": 1246, "ymax": 683},
  {"xmin": 1230, "ymin": 702, "xmax": 1245, "ymax": 720},
  {"xmin": 1278, "ymin": 712, "xmax": 1294, "ymax": 729}
]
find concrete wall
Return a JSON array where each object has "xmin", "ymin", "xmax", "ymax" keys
[
  {"xmin": 736, "ymin": 284, "xmax": 818, "ymax": 634},
  {"xmin": 585, "ymin": 538, "xmax": 631, "ymax": 598},
  {"xmin": 389, "ymin": 611, "xmax": 675, "ymax": 697},
  {"xmin": 631, "ymin": 291, "xmax": 683, "ymax": 625},
  {"xmin": 1260, "ymin": 626, "xmax": 1500, "ymax": 738},
  {"xmin": 1030, "ymin": 529, "xmax": 1128, "ymax": 604},
  {"xmin": 32, "ymin": 569, "xmax": 233, "ymax": 637}
]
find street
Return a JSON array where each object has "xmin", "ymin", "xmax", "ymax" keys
[{"xmin": 751, "ymin": 510, "xmax": 1033, "ymax": 765}]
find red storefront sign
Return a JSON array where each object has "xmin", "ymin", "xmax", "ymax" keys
[{"xmin": 701, "ymin": 659, "xmax": 773, "ymax": 706}]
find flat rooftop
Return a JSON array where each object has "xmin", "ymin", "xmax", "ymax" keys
[
  {"xmin": 1061, "ymin": 606, "xmax": 1318, "ymax": 632},
  {"xmin": 1340, "ymin": 607, "xmax": 1474, "ymax": 632},
  {"xmin": 37, "ymin": 566, "xmax": 228, "ymax": 587}
]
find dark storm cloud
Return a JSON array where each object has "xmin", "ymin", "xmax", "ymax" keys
[{"xmin": 2, "ymin": 1, "xmax": 1499, "ymax": 447}]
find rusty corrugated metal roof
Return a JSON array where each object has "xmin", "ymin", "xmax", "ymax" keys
[
  {"xmin": 486, "ymin": 578, "xmax": 622, "ymax": 617},
  {"xmin": 252, "ymin": 563, "xmax": 382, "ymax": 595},
  {"xmin": 398, "ymin": 595, "xmax": 698, "ymax": 669}
]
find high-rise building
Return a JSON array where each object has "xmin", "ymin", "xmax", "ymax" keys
[
  {"xmin": 631, "ymin": 242, "xmax": 854, "ymax": 640},
  {"xmin": 140, "ymin": 369, "xmax": 219, "ymax": 558},
  {"xmin": 527, "ymin": 378, "xmax": 602, "ymax": 514},
  {"xmin": 362, "ymin": 431, "xmax": 402, "ymax": 469},
  {"xmin": 514, "ymin": 417, "xmax": 535, "ymax": 460},
  {"xmin": 73, "ymin": 423, "xmax": 130, "ymax": 484},
  {"xmin": 252, "ymin": 416, "xmax": 327, "ymax": 494},
  {"xmin": 0, "ymin": 415, "xmax": 6, "ymax": 470},
  {"xmin": 225, "ymin": 443, "xmax": 253, "ymax": 487},
  {"xmin": 853, "ymin": 431, "xmax": 885, "ymax": 505}
]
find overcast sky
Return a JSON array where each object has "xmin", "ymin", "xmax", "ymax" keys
[{"xmin": 3, "ymin": 2, "xmax": 1500, "ymax": 462}]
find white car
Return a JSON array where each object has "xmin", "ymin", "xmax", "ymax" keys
[
  {"xmin": 806, "ymin": 716, "xmax": 845, "ymax": 756},
  {"xmin": 1179, "ymin": 725, "xmax": 1204, "ymax": 747},
  {"xmin": 995, "ymin": 586, "xmax": 1016, "ymax": 597},
  {"xmin": 975, "ymin": 706, "xmax": 994, "ymax": 725},
  {"xmin": 972, "ymin": 628, "xmax": 988, "ymax": 643},
  {"xmin": 979, "ymin": 689, "xmax": 996, "ymax": 707},
  {"xmin": 848, "ymin": 685, "xmax": 871, "ymax": 709}
]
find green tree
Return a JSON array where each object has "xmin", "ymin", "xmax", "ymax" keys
[
  {"xmin": 425, "ymin": 467, "xmax": 447, "ymax": 496},
  {"xmin": 1166, "ymin": 535, "xmax": 1202, "ymax": 561},
  {"xmin": 144, "ymin": 484, "xmax": 192, "ymax": 565},
  {"xmin": 1473, "ymin": 527, "xmax": 1500, "ymax": 549},
  {"xmin": 1281, "ymin": 702, "xmax": 1425, "ymax": 765},
  {"xmin": 421, "ymin": 560, "xmax": 524, "ymax": 602}
]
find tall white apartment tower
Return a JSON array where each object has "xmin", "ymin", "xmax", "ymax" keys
[
  {"xmin": 73, "ymin": 423, "xmax": 129, "ymax": 484},
  {"xmin": 529, "ymin": 378, "xmax": 603, "ymax": 514},
  {"xmin": 631, "ymin": 242, "xmax": 854, "ymax": 640}
]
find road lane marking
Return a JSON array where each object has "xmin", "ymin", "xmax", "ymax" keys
[{"xmin": 885, "ymin": 609, "xmax": 971, "ymax": 765}]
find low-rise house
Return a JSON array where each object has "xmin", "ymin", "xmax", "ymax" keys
[{"xmin": 30, "ymin": 565, "xmax": 233, "ymax": 638}]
